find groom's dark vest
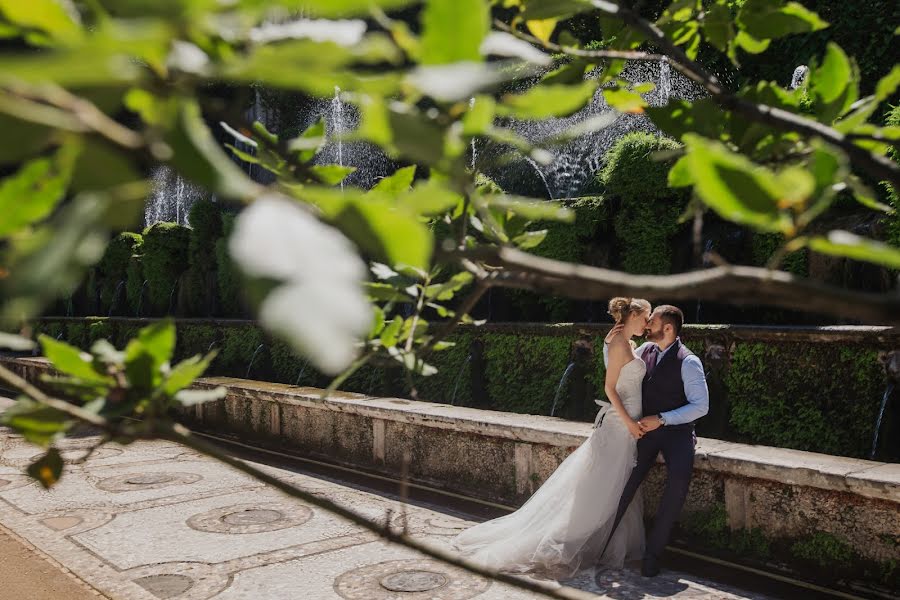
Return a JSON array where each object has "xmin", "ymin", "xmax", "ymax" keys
[{"xmin": 641, "ymin": 339, "xmax": 695, "ymax": 427}]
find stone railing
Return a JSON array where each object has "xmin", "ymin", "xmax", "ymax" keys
[{"xmin": 2, "ymin": 354, "xmax": 897, "ymax": 591}]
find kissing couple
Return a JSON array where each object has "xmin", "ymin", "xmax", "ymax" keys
[{"xmin": 453, "ymin": 298, "xmax": 710, "ymax": 579}]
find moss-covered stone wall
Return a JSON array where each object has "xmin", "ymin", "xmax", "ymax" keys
[{"xmin": 31, "ymin": 318, "xmax": 899, "ymax": 462}]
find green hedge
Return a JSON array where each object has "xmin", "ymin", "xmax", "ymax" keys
[
  {"xmin": 597, "ymin": 132, "xmax": 689, "ymax": 275},
  {"xmin": 183, "ymin": 200, "xmax": 224, "ymax": 316},
  {"xmin": 725, "ymin": 342, "xmax": 884, "ymax": 457},
  {"xmin": 886, "ymin": 104, "xmax": 900, "ymax": 248},
  {"xmin": 141, "ymin": 222, "xmax": 191, "ymax": 316},
  {"xmin": 215, "ymin": 213, "xmax": 244, "ymax": 317},
  {"xmin": 95, "ymin": 233, "xmax": 142, "ymax": 316}
]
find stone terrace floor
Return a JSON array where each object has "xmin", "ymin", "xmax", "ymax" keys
[{"xmin": 0, "ymin": 400, "xmax": 772, "ymax": 600}]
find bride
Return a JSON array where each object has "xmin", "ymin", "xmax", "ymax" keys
[{"xmin": 452, "ymin": 297, "xmax": 651, "ymax": 577}]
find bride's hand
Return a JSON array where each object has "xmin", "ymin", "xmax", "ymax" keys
[
  {"xmin": 626, "ymin": 419, "xmax": 644, "ymax": 440},
  {"xmin": 605, "ymin": 324, "xmax": 625, "ymax": 344}
]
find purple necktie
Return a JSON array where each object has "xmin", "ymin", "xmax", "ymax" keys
[{"xmin": 645, "ymin": 346, "xmax": 658, "ymax": 374}]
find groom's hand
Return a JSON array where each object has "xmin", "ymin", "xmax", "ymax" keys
[{"xmin": 638, "ymin": 416, "xmax": 662, "ymax": 432}]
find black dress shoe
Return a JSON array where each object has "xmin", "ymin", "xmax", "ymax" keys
[{"xmin": 641, "ymin": 556, "xmax": 661, "ymax": 577}]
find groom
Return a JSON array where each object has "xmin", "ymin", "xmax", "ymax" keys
[{"xmin": 603, "ymin": 304, "xmax": 709, "ymax": 577}]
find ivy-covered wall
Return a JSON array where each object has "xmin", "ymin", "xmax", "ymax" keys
[{"xmin": 31, "ymin": 318, "xmax": 898, "ymax": 462}]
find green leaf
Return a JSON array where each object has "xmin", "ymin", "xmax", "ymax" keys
[
  {"xmin": 164, "ymin": 352, "xmax": 216, "ymax": 396},
  {"xmin": 388, "ymin": 109, "xmax": 446, "ymax": 164},
  {"xmin": 738, "ymin": 0, "xmax": 828, "ymax": 40},
  {"xmin": 423, "ymin": 272, "xmax": 474, "ymax": 301},
  {"xmin": 647, "ymin": 98, "xmax": 728, "ymax": 140},
  {"xmin": 682, "ymin": 134, "xmax": 791, "ymax": 233},
  {"xmin": 0, "ymin": 332, "xmax": 35, "ymax": 351},
  {"xmin": 287, "ymin": 117, "xmax": 326, "ymax": 162},
  {"xmin": 241, "ymin": 0, "xmax": 419, "ymax": 18},
  {"xmin": 521, "ymin": 0, "xmax": 594, "ymax": 20},
  {"xmin": 397, "ymin": 179, "xmax": 463, "ymax": 216},
  {"xmin": 0, "ymin": 143, "xmax": 78, "ymax": 237},
  {"xmin": 310, "ymin": 164, "xmax": 356, "ymax": 186},
  {"xmin": 847, "ymin": 176, "xmax": 893, "ymax": 213},
  {"xmin": 27, "ymin": 447, "xmax": 63, "ymax": 489},
  {"xmin": 334, "ymin": 200, "xmax": 433, "ymax": 270},
  {"xmin": 498, "ymin": 81, "xmax": 598, "ymax": 119},
  {"xmin": 369, "ymin": 305, "xmax": 386, "ymax": 338},
  {"xmin": 807, "ymin": 231, "xmax": 900, "ymax": 269},
  {"xmin": 165, "ymin": 100, "xmax": 259, "ymax": 201},
  {"xmin": 874, "ymin": 65, "xmax": 900, "ymax": 102},
  {"xmin": 0, "ymin": 0, "xmax": 83, "ymax": 45},
  {"xmin": 811, "ymin": 43, "xmax": 852, "ymax": 105},
  {"xmin": 420, "ymin": 0, "xmax": 489, "ymax": 65},
  {"xmin": 380, "ymin": 316, "xmax": 403, "ymax": 347},
  {"xmin": 365, "ymin": 282, "xmax": 415, "ymax": 303},
  {"xmin": 733, "ymin": 30, "xmax": 770, "ymax": 55},
  {"xmin": 603, "ymin": 87, "xmax": 648, "ymax": 114},
  {"xmin": 702, "ymin": 0, "xmax": 735, "ymax": 52},
  {"xmin": 1, "ymin": 397, "xmax": 70, "ymax": 447},
  {"xmin": 174, "ymin": 387, "xmax": 226, "ymax": 406},
  {"xmin": 372, "ymin": 165, "xmax": 416, "ymax": 193},
  {"xmin": 462, "ymin": 95, "xmax": 496, "ymax": 136},
  {"xmin": 124, "ymin": 319, "xmax": 175, "ymax": 389},
  {"xmin": 483, "ymin": 195, "xmax": 575, "ymax": 222},
  {"xmin": 512, "ymin": 229, "xmax": 549, "ymax": 250},
  {"xmin": 668, "ymin": 155, "xmax": 694, "ymax": 187},
  {"xmin": 40, "ymin": 334, "xmax": 110, "ymax": 383}
]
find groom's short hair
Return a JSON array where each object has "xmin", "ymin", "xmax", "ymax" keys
[{"xmin": 654, "ymin": 305, "xmax": 684, "ymax": 336}]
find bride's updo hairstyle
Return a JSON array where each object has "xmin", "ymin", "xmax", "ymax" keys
[{"xmin": 608, "ymin": 297, "xmax": 651, "ymax": 324}]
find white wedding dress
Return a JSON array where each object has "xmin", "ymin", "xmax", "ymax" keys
[{"xmin": 452, "ymin": 357, "xmax": 646, "ymax": 577}]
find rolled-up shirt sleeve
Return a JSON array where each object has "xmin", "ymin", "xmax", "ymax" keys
[{"xmin": 660, "ymin": 354, "xmax": 709, "ymax": 426}]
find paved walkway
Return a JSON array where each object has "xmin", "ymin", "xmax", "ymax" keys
[{"xmin": 0, "ymin": 409, "xmax": 771, "ymax": 599}]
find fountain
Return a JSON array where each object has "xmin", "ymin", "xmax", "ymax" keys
[
  {"xmin": 107, "ymin": 281, "xmax": 125, "ymax": 318},
  {"xmin": 549, "ymin": 362, "xmax": 576, "ymax": 417},
  {"xmin": 246, "ymin": 344, "xmax": 266, "ymax": 379},
  {"xmin": 294, "ymin": 361, "xmax": 310, "ymax": 386},
  {"xmin": 144, "ymin": 166, "xmax": 203, "ymax": 228},
  {"xmin": 482, "ymin": 60, "xmax": 702, "ymax": 199},
  {"xmin": 449, "ymin": 354, "xmax": 473, "ymax": 406},
  {"xmin": 871, "ymin": 351, "xmax": 900, "ymax": 459},
  {"xmin": 136, "ymin": 280, "xmax": 149, "ymax": 318}
]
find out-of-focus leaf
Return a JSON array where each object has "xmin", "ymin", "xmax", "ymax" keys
[
  {"xmin": 380, "ymin": 315, "xmax": 403, "ymax": 347},
  {"xmin": 647, "ymin": 98, "xmax": 728, "ymax": 140},
  {"xmin": 310, "ymin": 164, "xmax": 356, "ymax": 185},
  {"xmin": 0, "ymin": 0, "xmax": 83, "ymax": 44},
  {"xmin": 388, "ymin": 109, "xmax": 445, "ymax": 164},
  {"xmin": 0, "ymin": 143, "xmax": 77, "ymax": 237},
  {"xmin": 499, "ymin": 80, "xmax": 598, "ymax": 119},
  {"xmin": 164, "ymin": 351, "xmax": 216, "ymax": 396},
  {"xmin": 287, "ymin": 117, "xmax": 326, "ymax": 162},
  {"xmin": 682, "ymin": 134, "xmax": 790, "ymax": 233},
  {"xmin": 526, "ymin": 18, "xmax": 557, "ymax": 43},
  {"xmin": 463, "ymin": 95, "xmax": 495, "ymax": 136},
  {"xmin": 70, "ymin": 138, "xmax": 143, "ymax": 194},
  {"xmin": 1, "ymin": 398, "xmax": 70, "ymax": 447},
  {"xmin": 483, "ymin": 195, "xmax": 574, "ymax": 222},
  {"xmin": 27, "ymin": 447, "xmax": 63, "ymax": 488},
  {"xmin": 738, "ymin": 0, "xmax": 828, "ymax": 40},
  {"xmin": 733, "ymin": 30, "xmax": 770, "ymax": 54},
  {"xmin": 603, "ymin": 87, "xmax": 647, "ymax": 114},
  {"xmin": 423, "ymin": 272, "xmax": 473, "ymax": 301},
  {"xmin": 848, "ymin": 176, "xmax": 893, "ymax": 213},
  {"xmin": 240, "ymin": 0, "xmax": 419, "ymax": 18},
  {"xmin": 126, "ymin": 319, "xmax": 176, "ymax": 372},
  {"xmin": 521, "ymin": 0, "xmax": 594, "ymax": 20},
  {"xmin": 174, "ymin": 387, "xmax": 226, "ymax": 406},
  {"xmin": 397, "ymin": 179, "xmax": 462, "ymax": 216},
  {"xmin": 810, "ymin": 43, "xmax": 858, "ymax": 123},
  {"xmin": 165, "ymin": 100, "xmax": 259, "ymax": 201},
  {"xmin": 372, "ymin": 165, "xmax": 416, "ymax": 193},
  {"xmin": 406, "ymin": 61, "xmax": 530, "ymax": 103},
  {"xmin": 702, "ymin": 0, "xmax": 734, "ymax": 52},
  {"xmin": 668, "ymin": 155, "xmax": 693, "ymax": 187},
  {"xmin": 480, "ymin": 31, "xmax": 552, "ymax": 66},
  {"xmin": 420, "ymin": 0, "xmax": 488, "ymax": 65},
  {"xmin": 874, "ymin": 65, "xmax": 900, "ymax": 101},
  {"xmin": 807, "ymin": 231, "xmax": 900, "ymax": 269},
  {"xmin": 0, "ymin": 332, "xmax": 35, "ymax": 350},
  {"xmin": 40, "ymin": 334, "xmax": 111, "ymax": 384},
  {"xmin": 334, "ymin": 201, "xmax": 433, "ymax": 270},
  {"xmin": 365, "ymin": 282, "xmax": 415, "ymax": 303},
  {"xmin": 512, "ymin": 229, "xmax": 549, "ymax": 250}
]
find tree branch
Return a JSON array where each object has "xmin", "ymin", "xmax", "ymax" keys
[{"xmin": 453, "ymin": 246, "xmax": 900, "ymax": 324}]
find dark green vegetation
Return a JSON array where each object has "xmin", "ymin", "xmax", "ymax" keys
[
  {"xmin": 31, "ymin": 318, "xmax": 898, "ymax": 462},
  {"xmin": 678, "ymin": 504, "xmax": 898, "ymax": 589}
]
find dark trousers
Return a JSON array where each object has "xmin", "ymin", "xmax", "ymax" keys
[{"xmin": 606, "ymin": 426, "xmax": 695, "ymax": 561}]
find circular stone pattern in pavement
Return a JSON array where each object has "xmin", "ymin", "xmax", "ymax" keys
[
  {"xmin": 133, "ymin": 574, "xmax": 193, "ymax": 599},
  {"xmin": 334, "ymin": 559, "xmax": 491, "ymax": 599},
  {"xmin": 95, "ymin": 472, "xmax": 202, "ymax": 492},
  {"xmin": 187, "ymin": 502, "xmax": 313, "ymax": 534}
]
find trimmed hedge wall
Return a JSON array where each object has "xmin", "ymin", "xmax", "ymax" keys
[
  {"xmin": 141, "ymin": 222, "xmax": 191, "ymax": 315},
  {"xmin": 32, "ymin": 318, "xmax": 898, "ymax": 462}
]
